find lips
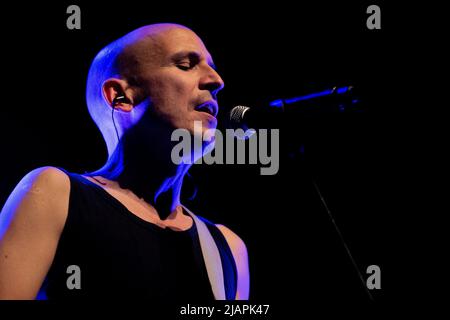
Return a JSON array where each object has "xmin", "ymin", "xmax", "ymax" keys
[{"xmin": 194, "ymin": 101, "xmax": 218, "ymax": 118}]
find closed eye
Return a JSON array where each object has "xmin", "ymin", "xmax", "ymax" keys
[
  {"xmin": 173, "ymin": 52, "xmax": 201, "ymax": 71},
  {"xmin": 177, "ymin": 64, "xmax": 192, "ymax": 71}
]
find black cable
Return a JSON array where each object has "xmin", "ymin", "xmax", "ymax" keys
[{"xmin": 112, "ymin": 106, "xmax": 120, "ymax": 145}]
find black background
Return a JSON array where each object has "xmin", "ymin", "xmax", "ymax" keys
[{"xmin": 0, "ymin": 0, "xmax": 405, "ymax": 312}]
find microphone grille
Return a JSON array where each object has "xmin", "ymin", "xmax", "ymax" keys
[
  {"xmin": 228, "ymin": 105, "xmax": 256, "ymax": 139},
  {"xmin": 229, "ymin": 105, "xmax": 250, "ymax": 124}
]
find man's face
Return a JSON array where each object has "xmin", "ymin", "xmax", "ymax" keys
[{"xmin": 133, "ymin": 27, "xmax": 224, "ymax": 139}]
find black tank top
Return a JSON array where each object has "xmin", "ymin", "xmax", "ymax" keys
[{"xmin": 40, "ymin": 170, "xmax": 237, "ymax": 300}]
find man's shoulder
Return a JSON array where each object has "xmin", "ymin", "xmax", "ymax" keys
[
  {"xmin": 186, "ymin": 208, "xmax": 250, "ymax": 299},
  {"xmin": 26, "ymin": 165, "xmax": 70, "ymax": 179},
  {"xmin": 7, "ymin": 166, "xmax": 71, "ymax": 215},
  {"xmin": 215, "ymin": 223, "xmax": 250, "ymax": 300},
  {"xmin": 0, "ymin": 166, "xmax": 72, "ymax": 254},
  {"xmin": 21, "ymin": 166, "xmax": 71, "ymax": 193},
  {"xmin": 215, "ymin": 224, "xmax": 247, "ymax": 255},
  {"xmin": 183, "ymin": 206, "xmax": 247, "ymax": 252},
  {"xmin": 182, "ymin": 206, "xmax": 247, "ymax": 252}
]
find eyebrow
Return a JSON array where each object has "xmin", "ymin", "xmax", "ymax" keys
[{"xmin": 170, "ymin": 50, "xmax": 217, "ymax": 70}]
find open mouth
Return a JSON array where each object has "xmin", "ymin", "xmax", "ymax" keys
[{"xmin": 194, "ymin": 101, "xmax": 218, "ymax": 118}]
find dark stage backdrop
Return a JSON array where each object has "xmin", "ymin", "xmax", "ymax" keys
[{"xmin": 0, "ymin": 0, "xmax": 400, "ymax": 311}]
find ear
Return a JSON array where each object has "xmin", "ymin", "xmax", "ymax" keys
[{"xmin": 102, "ymin": 78, "xmax": 134, "ymax": 112}]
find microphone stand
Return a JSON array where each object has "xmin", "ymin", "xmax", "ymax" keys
[{"xmin": 288, "ymin": 135, "xmax": 375, "ymax": 302}]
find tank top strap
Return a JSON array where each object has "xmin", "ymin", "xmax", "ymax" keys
[{"xmin": 182, "ymin": 206, "xmax": 238, "ymax": 300}]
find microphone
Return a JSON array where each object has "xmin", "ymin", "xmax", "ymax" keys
[{"xmin": 227, "ymin": 85, "xmax": 361, "ymax": 130}]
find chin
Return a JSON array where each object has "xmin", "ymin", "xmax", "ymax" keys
[{"xmin": 186, "ymin": 119, "xmax": 216, "ymax": 138}]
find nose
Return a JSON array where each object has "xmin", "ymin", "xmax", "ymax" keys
[{"xmin": 199, "ymin": 65, "xmax": 225, "ymax": 100}]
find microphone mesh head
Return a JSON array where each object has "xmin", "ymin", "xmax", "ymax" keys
[
  {"xmin": 229, "ymin": 105, "xmax": 250, "ymax": 124},
  {"xmin": 228, "ymin": 105, "xmax": 256, "ymax": 140}
]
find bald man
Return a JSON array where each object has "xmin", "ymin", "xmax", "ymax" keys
[{"xmin": 0, "ymin": 24, "xmax": 249, "ymax": 300}]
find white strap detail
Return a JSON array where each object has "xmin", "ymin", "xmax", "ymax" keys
[{"xmin": 182, "ymin": 205, "xmax": 226, "ymax": 300}]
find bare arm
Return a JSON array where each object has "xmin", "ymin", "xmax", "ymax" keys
[
  {"xmin": 0, "ymin": 167, "xmax": 70, "ymax": 299},
  {"xmin": 216, "ymin": 224, "xmax": 250, "ymax": 300}
]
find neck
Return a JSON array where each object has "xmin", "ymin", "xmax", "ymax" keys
[{"xmin": 88, "ymin": 123, "xmax": 192, "ymax": 220}]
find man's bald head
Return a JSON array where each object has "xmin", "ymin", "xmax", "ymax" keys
[
  {"xmin": 113, "ymin": 24, "xmax": 196, "ymax": 87},
  {"xmin": 85, "ymin": 23, "xmax": 199, "ymax": 156}
]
